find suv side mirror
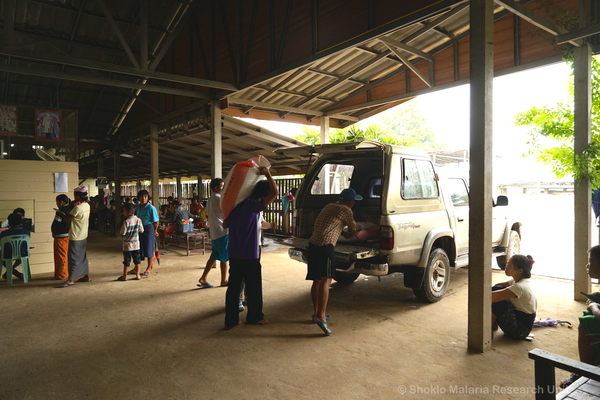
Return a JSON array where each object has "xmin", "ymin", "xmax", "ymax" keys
[{"xmin": 496, "ymin": 195, "xmax": 508, "ymax": 206}]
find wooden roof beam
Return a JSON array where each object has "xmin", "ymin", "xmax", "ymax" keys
[
  {"xmin": 495, "ymin": 0, "xmax": 582, "ymax": 47},
  {"xmin": 380, "ymin": 40, "xmax": 432, "ymax": 87},
  {"xmin": 556, "ymin": 22, "xmax": 600, "ymax": 45}
]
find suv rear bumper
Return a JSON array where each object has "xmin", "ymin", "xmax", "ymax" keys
[
  {"xmin": 341, "ymin": 260, "xmax": 389, "ymax": 276},
  {"xmin": 289, "ymin": 248, "xmax": 388, "ymax": 276}
]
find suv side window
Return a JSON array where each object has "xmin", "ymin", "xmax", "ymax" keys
[
  {"xmin": 402, "ymin": 159, "xmax": 439, "ymax": 199},
  {"xmin": 446, "ymin": 178, "xmax": 469, "ymax": 207},
  {"xmin": 310, "ymin": 163, "xmax": 354, "ymax": 195}
]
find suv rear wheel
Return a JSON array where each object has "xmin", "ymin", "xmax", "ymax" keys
[
  {"xmin": 413, "ymin": 248, "xmax": 451, "ymax": 303},
  {"xmin": 496, "ymin": 231, "xmax": 520, "ymax": 270}
]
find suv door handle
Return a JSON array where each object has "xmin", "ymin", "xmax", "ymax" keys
[{"xmin": 457, "ymin": 218, "xmax": 464, "ymax": 222}]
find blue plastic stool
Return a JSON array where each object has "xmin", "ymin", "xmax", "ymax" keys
[{"xmin": 0, "ymin": 234, "xmax": 31, "ymax": 284}]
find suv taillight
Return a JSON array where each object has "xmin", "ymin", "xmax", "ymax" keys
[{"xmin": 380, "ymin": 225, "xmax": 394, "ymax": 250}]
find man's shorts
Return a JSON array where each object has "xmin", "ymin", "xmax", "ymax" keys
[
  {"xmin": 306, "ymin": 242, "xmax": 335, "ymax": 280},
  {"xmin": 580, "ymin": 310, "xmax": 600, "ymax": 353},
  {"xmin": 210, "ymin": 235, "xmax": 229, "ymax": 262}
]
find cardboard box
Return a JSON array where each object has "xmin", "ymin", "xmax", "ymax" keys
[{"xmin": 179, "ymin": 223, "xmax": 194, "ymax": 233}]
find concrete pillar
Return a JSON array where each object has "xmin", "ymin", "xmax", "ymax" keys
[
  {"xmin": 211, "ymin": 101, "xmax": 222, "ymax": 179},
  {"xmin": 467, "ymin": 0, "xmax": 494, "ymax": 353},
  {"xmin": 150, "ymin": 123, "xmax": 160, "ymax": 211},
  {"xmin": 197, "ymin": 174, "xmax": 203, "ymax": 199},
  {"xmin": 573, "ymin": 43, "xmax": 592, "ymax": 301},
  {"xmin": 320, "ymin": 116, "xmax": 330, "ymax": 144},
  {"xmin": 113, "ymin": 153, "xmax": 122, "ymax": 237}
]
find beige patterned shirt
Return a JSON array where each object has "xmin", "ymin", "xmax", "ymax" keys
[{"xmin": 309, "ymin": 203, "xmax": 358, "ymax": 246}]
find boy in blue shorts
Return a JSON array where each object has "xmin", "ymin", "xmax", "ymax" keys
[{"xmin": 198, "ymin": 179, "xmax": 229, "ymax": 288}]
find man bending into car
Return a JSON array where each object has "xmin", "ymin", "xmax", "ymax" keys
[{"xmin": 307, "ymin": 188, "xmax": 361, "ymax": 336}]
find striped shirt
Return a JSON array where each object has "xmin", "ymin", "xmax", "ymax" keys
[
  {"xmin": 121, "ymin": 215, "xmax": 144, "ymax": 251},
  {"xmin": 309, "ymin": 203, "xmax": 358, "ymax": 246}
]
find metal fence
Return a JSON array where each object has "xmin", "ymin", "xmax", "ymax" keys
[{"xmin": 117, "ymin": 177, "xmax": 304, "ymax": 234}]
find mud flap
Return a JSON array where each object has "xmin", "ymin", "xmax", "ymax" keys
[{"xmin": 403, "ymin": 265, "xmax": 424, "ymax": 289}]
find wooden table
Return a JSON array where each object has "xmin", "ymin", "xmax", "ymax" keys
[{"xmin": 165, "ymin": 230, "xmax": 206, "ymax": 256}]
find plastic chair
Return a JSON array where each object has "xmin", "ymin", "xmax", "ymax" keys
[{"xmin": 0, "ymin": 234, "xmax": 31, "ymax": 284}]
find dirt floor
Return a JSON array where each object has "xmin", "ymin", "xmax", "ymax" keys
[{"xmin": 0, "ymin": 231, "xmax": 591, "ymax": 399}]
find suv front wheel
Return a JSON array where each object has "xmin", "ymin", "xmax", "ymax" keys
[{"xmin": 413, "ymin": 248, "xmax": 451, "ymax": 303}]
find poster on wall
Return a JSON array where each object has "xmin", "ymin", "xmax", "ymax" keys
[
  {"xmin": 0, "ymin": 105, "xmax": 17, "ymax": 136},
  {"xmin": 35, "ymin": 109, "xmax": 62, "ymax": 141}
]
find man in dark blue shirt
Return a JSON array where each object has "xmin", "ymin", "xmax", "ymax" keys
[{"xmin": 224, "ymin": 167, "xmax": 278, "ymax": 330}]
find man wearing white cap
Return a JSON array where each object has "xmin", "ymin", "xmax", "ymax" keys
[
  {"xmin": 306, "ymin": 188, "xmax": 362, "ymax": 335},
  {"xmin": 57, "ymin": 186, "xmax": 91, "ymax": 288}
]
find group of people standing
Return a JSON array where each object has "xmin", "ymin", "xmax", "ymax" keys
[{"xmin": 52, "ymin": 187, "xmax": 159, "ymax": 287}]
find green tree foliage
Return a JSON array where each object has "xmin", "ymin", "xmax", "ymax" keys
[
  {"xmin": 376, "ymin": 100, "xmax": 446, "ymax": 151},
  {"xmin": 295, "ymin": 126, "xmax": 321, "ymax": 145},
  {"xmin": 294, "ymin": 99, "xmax": 445, "ymax": 150},
  {"xmin": 515, "ymin": 56, "xmax": 600, "ymax": 188}
]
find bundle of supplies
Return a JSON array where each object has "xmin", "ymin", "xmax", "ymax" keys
[{"xmin": 221, "ymin": 155, "xmax": 271, "ymax": 219}]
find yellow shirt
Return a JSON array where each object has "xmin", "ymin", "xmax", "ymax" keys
[{"xmin": 69, "ymin": 202, "xmax": 90, "ymax": 241}]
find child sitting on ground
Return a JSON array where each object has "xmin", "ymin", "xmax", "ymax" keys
[
  {"xmin": 561, "ymin": 245, "xmax": 600, "ymax": 388},
  {"xmin": 118, "ymin": 203, "xmax": 144, "ymax": 281},
  {"xmin": 491, "ymin": 254, "xmax": 537, "ymax": 340}
]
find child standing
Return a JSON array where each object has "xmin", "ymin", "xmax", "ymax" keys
[
  {"xmin": 51, "ymin": 194, "xmax": 71, "ymax": 280},
  {"xmin": 118, "ymin": 203, "xmax": 144, "ymax": 281}
]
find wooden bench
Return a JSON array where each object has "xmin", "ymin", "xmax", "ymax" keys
[{"xmin": 529, "ymin": 348, "xmax": 600, "ymax": 399}]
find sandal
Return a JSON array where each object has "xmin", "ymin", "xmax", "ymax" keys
[
  {"xmin": 560, "ymin": 373, "xmax": 581, "ymax": 389},
  {"xmin": 142, "ymin": 271, "xmax": 151, "ymax": 276}
]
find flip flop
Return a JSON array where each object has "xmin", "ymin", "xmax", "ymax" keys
[
  {"xmin": 127, "ymin": 271, "xmax": 136, "ymax": 275},
  {"xmin": 312, "ymin": 315, "xmax": 332, "ymax": 336},
  {"xmin": 117, "ymin": 276, "xmax": 127, "ymax": 281},
  {"xmin": 312, "ymin": 314, "xmax": 331, "ymax": 322},
  {"xmin": 196, "ymin": 282, "xmax": 214, "ymax": 289},
  {"xmin": 142, "ymin": 271, "xmax": 151, "ymax": 276},
  {"xmin": 76, "ymin": 277, "xmax": 92, "ymax": 282},
  {"xmin": 132, "ymin": 277, "xmax": 141, "ymax": 280},
  {"xmin": 57, "ymin": 282, "xmax": 75, "ymax": 288}
]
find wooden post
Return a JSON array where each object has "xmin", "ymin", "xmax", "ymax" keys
[
  {"xmin": 467, "ymin": 0, "xmax": 494, "ymax": 353},
  {"xmin": 211, "ymin": 101, "xmax": 222, "ymax": 179},
  {"xmin": 150, "ymin": 123, "xmax": 160, "ymax": 214},
  {"xmin": 97, "ymin": 156, "xmax": 105, "ymax": 234},
  {"xmin": 320, "ymin": 115, "xmax": 329, "ymax": 144},
  {"xmin": 113, "ymin": 153, "xmax": 122, "ymax": 237},
  {"xmin": 573, "ymin": 42, "xmax": 592, "ymax": 300}
]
